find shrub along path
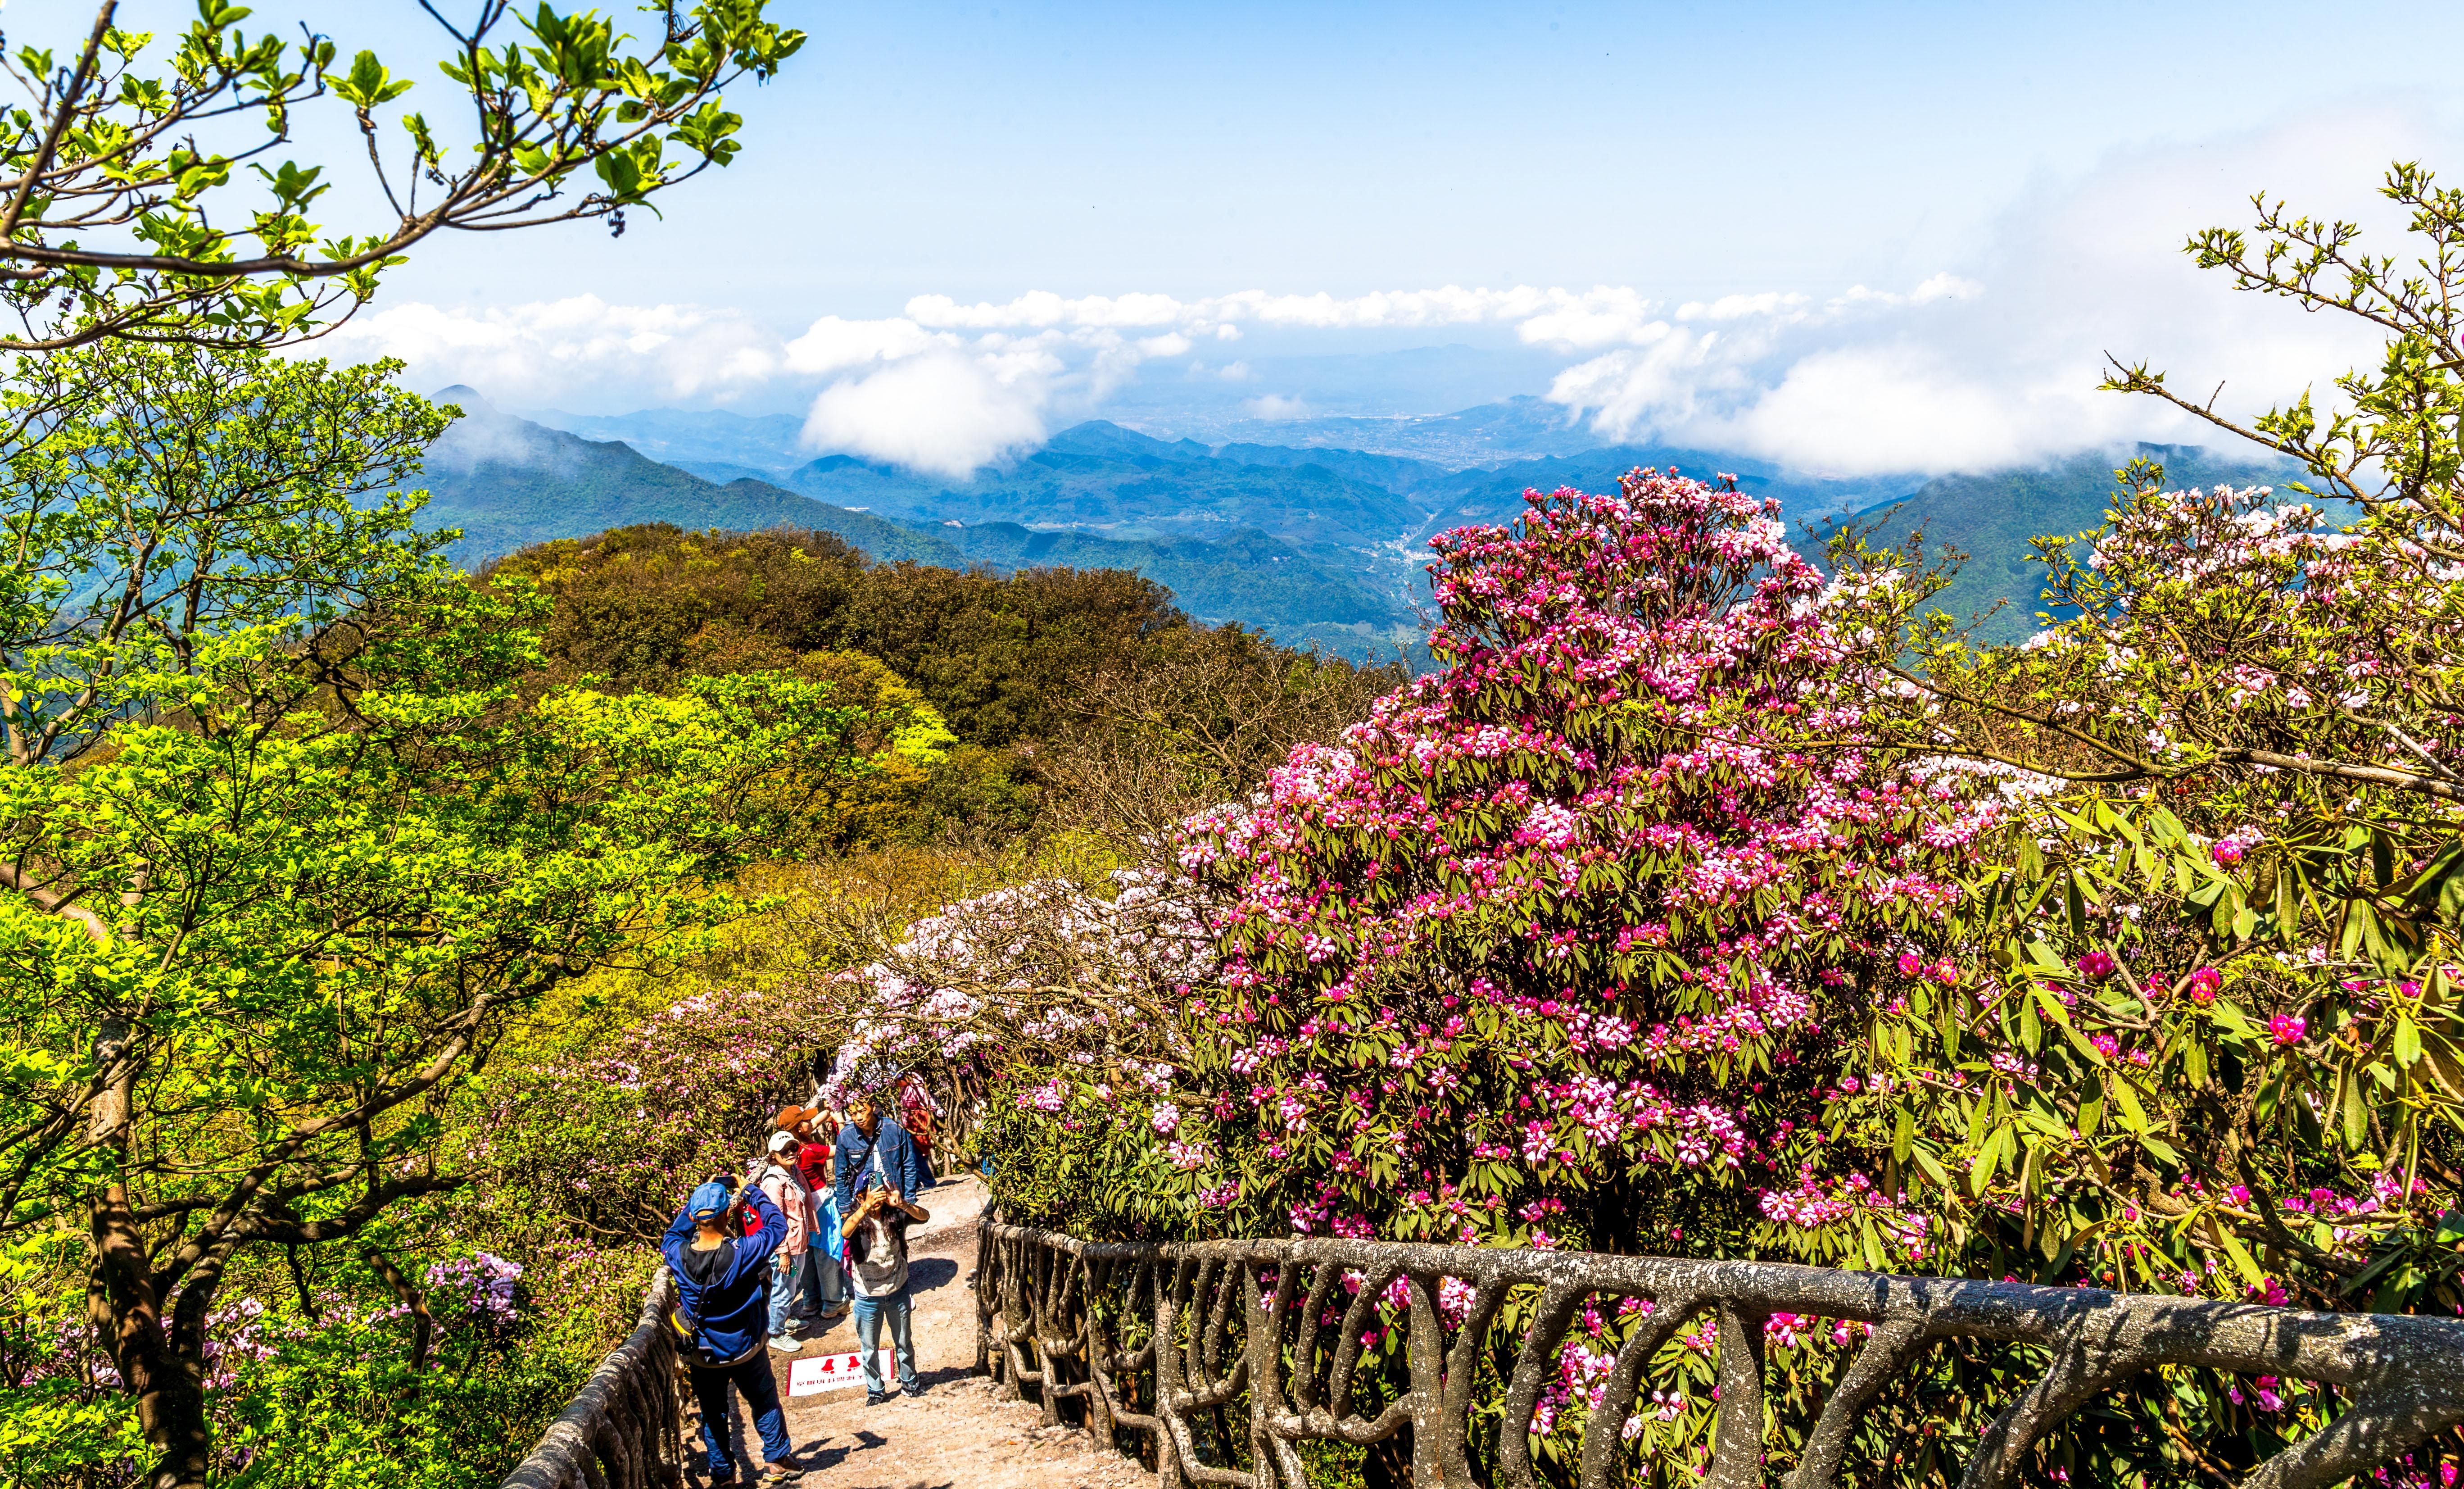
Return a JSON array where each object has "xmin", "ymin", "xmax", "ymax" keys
[{"xmin": 685, "ymin": 1169, "xmax": 1154, "ymax": 1489}]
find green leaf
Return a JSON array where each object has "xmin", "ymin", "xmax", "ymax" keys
[
  {"xmin": 2215, "ymin": 1225, "xmax": 2265, "ymax": 1287},
  {"xmin": 2107, "ymin": 1077, "xmax": 2150, "ymax": 1135},
  {"xmin": 2396, "ymin": 1013, "xmax": 2423, "ymax": 1067}
]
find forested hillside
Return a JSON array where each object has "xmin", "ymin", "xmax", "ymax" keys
[{"xmin": 481, "ymin": 522, "xmax": 1403, "ymax": 842}]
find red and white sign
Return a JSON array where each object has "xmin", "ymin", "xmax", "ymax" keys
[{"xmin": 787, "ymin": 1349, "xmax": 898, "ymax": 1396}]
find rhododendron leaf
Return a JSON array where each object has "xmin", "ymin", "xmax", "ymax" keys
[
  {"xmin": 2400, "ymin": 840, "xmax": 2464, "ymax": 925},
  {"xmin": 1908, "ymin": 1145, "xmax": 1952, "ymax": 1196},
  {"xmin": 2107, "ymin": 1077, "xmax": 2151, "ymax": 1135},
  {"xmin": 2395, "ymin": 1013, "xmax": 2424, "ymax": 1067},
  {"xmin": 2065, "ymin": 875, "xmax": 2089, "ymax": 939},
  {"xmin": 2341, "ymin": 1075, "xmax": 2372, "ymax": 1150},
  {"xmin": 2079, "ymin": 1083, "xmax": 2105, "ymax": 1137},
  {"xmin": 2029, "ymin": 981, "xmax": 2073, "ymax": 1026}
]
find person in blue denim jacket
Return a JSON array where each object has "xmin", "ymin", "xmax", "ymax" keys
[{"xmin": 830, "ymin": 1093, "xmax": 929, "ymax": 1214}]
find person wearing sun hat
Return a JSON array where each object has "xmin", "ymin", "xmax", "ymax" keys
[
  {"xmin": 662, "ymin": 1176, "xmax": 803, "ymax": 1484},
  {"xmin": 775, "ymin": 1104, "xmax": 848, "ymax": 1324},
  {"xmin": 756, "ymin": 1130, "xmax": 817, "ymax": 1353}
]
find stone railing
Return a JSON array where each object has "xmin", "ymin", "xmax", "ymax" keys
[
  {"xmin": 976, "ymin": 1218, "xmax": 2464, "ymax": 1489},
  {"xmin": 500, "ymin": 1271, "xmax": 684, "ymax": 1489}
]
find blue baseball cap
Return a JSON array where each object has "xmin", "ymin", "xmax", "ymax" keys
[{"xmin": 688, "ymin": 1181, "xmax": 732, "ymax": 1220}]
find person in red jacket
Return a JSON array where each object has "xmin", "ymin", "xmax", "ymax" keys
[{"xmin": 775, "ymin": 1105, "xmax": 848, "ymax": 1322}]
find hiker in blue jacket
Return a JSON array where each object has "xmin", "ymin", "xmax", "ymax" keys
[
  {"xmin": 662, "ymin": 1177, "xmax": 804, "ymax": 1484},
  {"xmin": 831, "ymin": 1093, "xmax": 929, "ymax": 1215}
]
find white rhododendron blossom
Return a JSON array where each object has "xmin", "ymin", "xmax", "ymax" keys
[{"xmin": 818, "ymin": 869, "xmax": 1216, "ymax": 1107}]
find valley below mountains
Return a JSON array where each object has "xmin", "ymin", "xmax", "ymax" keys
[{"xmin": 420, "ymin": 386, "xmax": 2293, "ymax": 657}]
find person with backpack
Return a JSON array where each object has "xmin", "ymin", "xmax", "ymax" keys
[
  {"xmin": 839, "ymin": 1177, "xmax": 929, "ymax": 1404},
  {"xmin": 662, "ymin": 1177, "xmax": 804, "ymax": 1484}
]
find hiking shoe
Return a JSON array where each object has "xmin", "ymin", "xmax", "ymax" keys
[
  {"xmin": 758, "ymin": 1456, "xmax": 805, "ymax": 1481},
  {"xmin": 767, "ymin": 1335, "xmax": 802, "ymax": 1354},
  {"xmin": 902, "ymin": 1382, "xmax": 927, "ymax": 1399},
  {"xmin": 864, "ymin": 1392, "xmax": 887, "ymax": 1407}
]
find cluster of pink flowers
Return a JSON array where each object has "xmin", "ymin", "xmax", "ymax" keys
[
  {"xmin": 1150, "ymin": 473, "xmax": 2004, "ymax": 1251},
  {"xmin": 426, "ymin": 1253, "xmax": 524, "ymax": 1328}
]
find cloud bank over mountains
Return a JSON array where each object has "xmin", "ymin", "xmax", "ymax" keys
[{"xmin": 327, "ymin": 111, "xmax": 2420, "ymax": 478}]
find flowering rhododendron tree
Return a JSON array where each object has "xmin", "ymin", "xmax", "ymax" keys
[
  {"xmin": 819, "ymin": 868, "xmax": 1211, "ymax": 1110},
  {"xmin": 1825, "ymin": 479, "xmax": 2461, "ymax": 1304},
  {"xmin": 970, "ymin": 474, "xmax": 2050, "ymax": 1482},
  {"xmin": 1142, "ymin": 472, "xmax": 2002, "ymax": 1259},
  {"xmin": 1814, "ymin": 163, "xmax": 2464, "ymax": 1328}
]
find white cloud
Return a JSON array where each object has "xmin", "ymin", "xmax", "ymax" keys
[
  {"xmin": 783, "ymin": 315, "xmax": 944, "ymax": 377},
  {"xmin": 1241, "ymin": 395, "xmax": 1312, "ymax": 421},
  {"xmin": 1538, "ymin": 111, "xmax": 2429, "ymax": 473},
  {"xmin": 803, "ymin": 351, "xmax": 1047, "ymax": 477},
  {"xmin": 316, "ymin": 295, "xmax": 781, "ymax": 406},
  {"xmin": 335, "ymin": 109, "xmax": 2446, "ymax": 479}
]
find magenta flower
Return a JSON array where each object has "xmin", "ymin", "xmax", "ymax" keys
[
  {"xmin": 2076, "ymin": 951, "xmax": 2116, "ymax": 980},
  {"xmin": 2187, "ymin": 966, "xmax": 2223, "ymax": 1004},
  {"xmin": 2268, "ymin": 1013, "xmax": 2305, "ymax": 1046}
]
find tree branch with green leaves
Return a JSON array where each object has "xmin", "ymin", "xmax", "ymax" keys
[{"xmin": 0, "ymin": 0, "xmax": 805, "ymax": 350}]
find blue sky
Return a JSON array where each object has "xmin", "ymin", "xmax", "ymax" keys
[{"xmin": 26, "ymin": 1, "xmax": 2464, "ymax": 471}]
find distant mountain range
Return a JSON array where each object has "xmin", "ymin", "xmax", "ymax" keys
[
  {"xmin": 421, "ymin": 390, "xmax": 1424, "ymax": 655},
  {"xmin": 425, "ymin": 387, "xmax": 2295, "ymax": 658}
]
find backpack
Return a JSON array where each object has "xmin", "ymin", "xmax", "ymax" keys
[{"xmin": 666, "ymin": 1240, "xmax": 744, "ymax": 1368}]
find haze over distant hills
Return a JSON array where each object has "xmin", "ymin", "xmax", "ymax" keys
[{"xmin": 436, "ymin": 386, "xmax": 2294, "ymax": 659}]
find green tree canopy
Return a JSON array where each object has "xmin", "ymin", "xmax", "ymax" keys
[{"xmin": 0, "ymin": 347, "xmax": 886, "ymax": 1489}]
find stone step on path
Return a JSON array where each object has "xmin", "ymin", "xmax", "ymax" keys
[{"xmin": 684, "ymin": 1170, "xmax": 1155, "ymax": 1489}]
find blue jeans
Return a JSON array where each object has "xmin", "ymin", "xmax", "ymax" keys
[
  {"xmin": 688, "ymin": 1355, "xmax": 792, "ymax": 1475},
  {"xmin": 767, "ymin": 1252, "xmax": 803, "ymax": 1339},
  {"xmin": 851, "ymin": 1287, "xmax": 916, "ymax": 1398},
  {"xmin": 800, "ymin": 1249, "xmax": 845, "ymax": 1314}
]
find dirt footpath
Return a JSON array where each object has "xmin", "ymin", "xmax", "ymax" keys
[{"xmin": 684, "ymin": 1171, "xmax": 1155, "ymax": 1489}]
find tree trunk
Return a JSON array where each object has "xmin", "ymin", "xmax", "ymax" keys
[
  {"xmin": 88, "ymin": 1185, "xmax": 216, "ymax": 1489},
  {"xmin": 83, "ymin": 1016, "xmax": 217, "ymax": 1489}
]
